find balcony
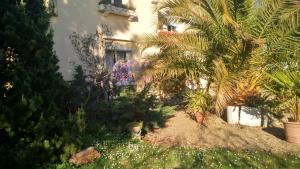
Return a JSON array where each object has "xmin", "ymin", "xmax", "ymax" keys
[{"xmin": 98, "ymin": 1, "xmax": 138, "ymax": 22}]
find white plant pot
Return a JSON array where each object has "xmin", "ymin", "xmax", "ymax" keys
[
  {"xmin": 226, "ymin": 106, "xmax": 240, "ymax": 124},
  {"xmin": 199, "ymin": 78, "xmax": 208, "ymax": 89},
  {"xmin": 239, "ymin": 106, "xmax": 262, "ymax": 127},
  {"xmin": 130, "ymin": 126, "xmax": 142, "ymax": 134}
]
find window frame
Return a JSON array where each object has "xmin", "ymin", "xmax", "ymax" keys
[{"xmin": 104, "ymin": 50, "xmax": 132, "ymax": 70}]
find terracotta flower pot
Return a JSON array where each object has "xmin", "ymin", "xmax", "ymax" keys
[
  {"xmin": 195, "ymin": 113, "xmax": 206, "ymax": 124},
  {"xmin": 284, "ymin": 122, "xmax": 300, "ymax": 145}
]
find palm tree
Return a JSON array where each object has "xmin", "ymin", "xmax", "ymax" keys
[
  {"xmin": 140, "ymin": 0, "xmax": 300, "ymax": 115},
  {"xmin": 266, "ymin": 71, "xmax": 300, "ymax": 122}
]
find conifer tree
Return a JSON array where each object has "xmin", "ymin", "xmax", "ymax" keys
[{"xmin": 0, "ymin": 0, "xmax": 67, "ymax": 168}]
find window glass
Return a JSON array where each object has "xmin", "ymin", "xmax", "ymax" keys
[
  {"xmin": 104, "ymin": 50, "xmax": 131, "ymax": 70},
  {"xmin": 116, "ymin": 51, "xmax": 127, "ymax": 61},
  {"xmin": 167, "ymin": 25, "xmax": 176, "ymax": 32},
  {"xmin": 114, "ymin": 0, "xmax": 122, "ymax": 6}
]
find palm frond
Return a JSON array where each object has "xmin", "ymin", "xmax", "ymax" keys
[
  {"xmin": 266, "ymin": 70, "xmax": 300, "ymax": 122},
  {"xmin": 209, "ymin": 59, "xmax": 237, "ymax": 116},
  {"xmin": 245, "ymin": 0, "xmax": 300, "ymax": 39},
  {"xmin": 140, "ymin": 0, "xmax": 300, "ymax": 120}
]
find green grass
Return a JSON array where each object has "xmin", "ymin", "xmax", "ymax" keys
[{"xmin": 54, "ymin": 132, "xmax": 300, "ymax": 169}]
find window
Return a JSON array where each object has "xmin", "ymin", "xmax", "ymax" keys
[
  {"xmin": 160, "ymin": 24, "xmax": 177, "ymax": 32},
  {"xmin": 104, "ymin": 50, "xmax": 131, "ymax": 70},
  {"xmin": 100, "ymin": 0, "xmax": 123, "ymax": 6},
  {"xmin": 115, "ymin": 51, "xmax": 127, "ymax": 62},
  {"xmin": 113, "ymin": 0, "xmax": 122, "ymax": 6},
  {"xmin": 99, "ymin": 0, "xmax": 136, "ymax": 11},
  {"xmin": 167, "ymin": 25, "xmax": 176, "ymax": 32}
]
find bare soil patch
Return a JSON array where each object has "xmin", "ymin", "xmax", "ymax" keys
[{"xmin": 144, "ymin": 111, "xmax": 300, "ymax": 153}]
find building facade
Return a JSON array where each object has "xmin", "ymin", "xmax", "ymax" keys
[{"xmin": 47, "ymin": 0, "xmax": 162, "ymax": 81}]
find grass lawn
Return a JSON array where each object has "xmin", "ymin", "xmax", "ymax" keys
[{"xmin": 55, "ymin": 132, "xmax": 300, "ymax": 169}]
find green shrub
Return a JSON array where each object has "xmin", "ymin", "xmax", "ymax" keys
[
  {"xmin": 67, "ymin": 65, "xmax": 175, "ymax": 136},
  {"xmin": 101, "ymin": 86, "xmax": 175, "ymax": 133},
  {"xmin": 186, "ymin": 90, "xmax": 213, "ymax": 114},
  {"xmin": 0, "ymin": 1, "xmax": 70, "ymax": 168},
  {"xmin": 0, "ymin": 1, "xmax": 86, "ymax": 168}
]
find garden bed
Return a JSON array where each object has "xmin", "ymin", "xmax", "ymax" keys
[{"xmin": 145, "ymin": 111, "xmax": 300, "ymax": 153}]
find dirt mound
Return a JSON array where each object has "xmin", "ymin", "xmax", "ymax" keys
[{"xmin": 144, "ymin": 111, "xmax": 300, "ymax": 153}]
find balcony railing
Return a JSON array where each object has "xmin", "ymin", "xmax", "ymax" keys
[{"xmin": 98, "ymin": 1, "xmax": 138, "ymax": 22}]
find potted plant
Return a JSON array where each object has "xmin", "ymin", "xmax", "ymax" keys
[
  {"xmin": 226, "ymin": 85, "xmax": 245, "ymax": 125},
  {"xmin": 127, "ymin": 121, "xmax": 143, "ymax": 139},
  {"xmin": 186, "ymin": 90, "xmax": 212, "ymax": 124},
  {"xmin": 239, "ymin": 95, "xmax": 264, "ymax": 127},
  {"xmin": 226, "ymin": 105, "xmax": 240, "ymax": 124},
  {"xmin": 227, "ymin": 75, "xmax": 264, "ymax": 126},
  {"xmin": 267, "ymin": 71, "xmax": 300, "ymax": 144}
]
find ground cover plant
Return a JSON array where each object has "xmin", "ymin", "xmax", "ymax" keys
[{"xmin": 54, "ymin": 130, "xmax": 300, "ymax": 169}]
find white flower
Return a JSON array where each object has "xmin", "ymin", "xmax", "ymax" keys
[{"xmin": 4, "ymin": 82, "xmax": 13, "ymax": 90}]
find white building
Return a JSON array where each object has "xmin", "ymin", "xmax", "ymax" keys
[
  {"xmin": 45, "ymin": 0, "xmax": 186, "ymax": 81},
  {"xmin": 45, "ymin": 0, "xmax": 156, "ymax": 80}
]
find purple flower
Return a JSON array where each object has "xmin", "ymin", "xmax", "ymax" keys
[{"xmin": 112, "ymin": 60, "xmax": 136, "ymax": 85}]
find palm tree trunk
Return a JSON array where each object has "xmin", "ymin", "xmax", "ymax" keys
[
  {"xmin": 205, "ymin": 78, "xmax": 211, "ymax": 94},
  {"xmin": 296, "ymin": 96, "xmax": 299, "ymax": 122}
]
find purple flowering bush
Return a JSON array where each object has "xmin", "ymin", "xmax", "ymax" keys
[{"xmin": 112, "ymin": 60, "xmax": 135, "ymax": 86}]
